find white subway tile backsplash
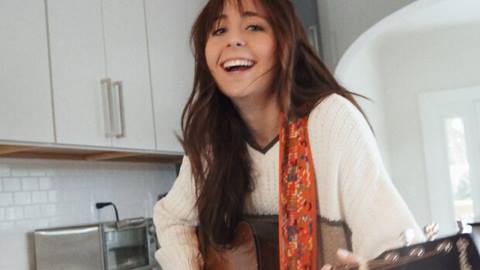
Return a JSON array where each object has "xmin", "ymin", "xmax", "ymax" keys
[
  {"xmin": 21, "ymin": 177, "xmax": 39, "ymax": 190},
  {"xmin": 0, "ymin": 165, "xmax": 10, "ymax": 177},
  {"xmin": 0, "ymin": 193, "xmax": 13, "ymax": 206},
  {"xmin": 2, "ymin": 177, "xmax": 21, "ymax": 191},
  {"xmin": 70, "ymin": 189, "xmax": 90, "ymax": 202},
  {"xmin": 24, "ymin": 205, "xmax": 41, "ymax": 219},
  {"xmin": 32, "ymin": 191, "xmax": 48, "ymax": 203},
  {"xmin": 11, "ymin": 169, "xmax": 29, "ymax": 177},
  {"xmin": 29, "ymin": 170, "xmax": 46, "ymax": 177},
  {"xmin": 5, "ymin": 206, "xmax": 24, "ymax": 220},
  {"xmin": 40, "ymin": 204, "xmax": 56, "ymax": 217},
  {"xmin": 15, "ymin": 219, "xmax": 36, "ymax": 230},
  {"xmin": 56, "ymin": 203, "xmax": 73, "ymax": 216},
  {"xmin": 13, "ymin": 192, "xmax": 31, "ymax": 205},
  {"xmin": 0, "ymin": 221, "xmax": 14, "ymax": 230},
  {"xmin": 38, "ymin": 177, "xmax": 51, "ymax": 190},
  {"xmin": 48, "ymin": 190, "xmax": 57, "ymax": 203},
  {"xmin": 37, "ymin": 218, "xmax": 49, "ymax": 228},
  {"xmin": 0, "ymin": 157, "xmax": 177, "ymax": 270}
]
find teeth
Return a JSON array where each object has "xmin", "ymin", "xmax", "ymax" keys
[{"xmin": 223, "ymin": 59, "xmax": 255, "ymax": 69}]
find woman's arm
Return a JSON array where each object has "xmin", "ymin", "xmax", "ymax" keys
[{"xmin": 153, "ymin": 156, "xmax": 203, "ymax": 270}]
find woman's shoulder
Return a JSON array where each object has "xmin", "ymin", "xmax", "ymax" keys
[
  {"xmin": 308, "ymin": 93, "xmax": 364, "ymax": 127},
  {"xmin": 310, "ymin": 93, "xmax": 358, "ymax": 116},
  {"xmin": 307, "ymin": 93, "xmax": 373, "ymax": 149}
]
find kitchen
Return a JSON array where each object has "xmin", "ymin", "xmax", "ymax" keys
[
  {"xmin": 2, "ymin": 0, "xmax": 200, "ymax": 268},
  {"xmin": 2, "ymin": 0, "xmax": 480, "ymax": 269}
]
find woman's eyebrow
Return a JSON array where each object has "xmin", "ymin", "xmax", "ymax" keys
[
  {"xmin": 242, "ymin": 11, "xmax": 265, "ymax": 19},
  {"xmin": 214, "ymin": 10, "xmax": 266, "ymax": 21},
  {"xmin": 214, "ymin": 14, "xmax": 227, "ymax": 21}
]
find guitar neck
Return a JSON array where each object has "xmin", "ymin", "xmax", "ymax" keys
[{"xmin": 335, "ymin": 233, "xmax": 480, "ymax": 270}]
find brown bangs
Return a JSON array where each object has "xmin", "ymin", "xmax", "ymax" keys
[{"xmin": 193, "ymin": 0, "xmax": 270, "ymax": 43}]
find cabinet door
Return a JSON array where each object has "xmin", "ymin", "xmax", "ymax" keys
[
  {"xmin": 0, "ymin": 0, "xmax": 54, "ymax": 143},
  {"xmin": 103, "ymin": 0, "xmax": 156, "ymax": 150},
  {"xmin": 48, "ymin": 0, "xmax": 112, "ymax": 147},
  {"xmin": 146, "ymin": 0, "xmax": 205, "ymax": 153}
]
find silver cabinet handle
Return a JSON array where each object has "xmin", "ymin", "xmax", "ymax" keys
[
  {"xmin": 101, "ymin": 78, "xmax": 115, "ymax": 137},
  {"xmin": 112, "ymin": 80, "xmax": 126, "ymax": 138}
]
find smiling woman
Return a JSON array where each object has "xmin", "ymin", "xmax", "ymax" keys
[
  {"xmin": 153, "ymin": 0, "xmax": 423, "ymax": 269},
  {"xmin": 204, "ymin": 0, "xmax": 276, "ymax": 105}
]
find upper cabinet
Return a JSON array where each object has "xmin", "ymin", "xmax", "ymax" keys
[
  {"xmin": 47, "ymin": 0, "xmax": 155, "ymax": 150},
  {"xmin": 102, "ymin": 0, "xmax": 156, "ymax": 150},
  {"xmin": 0, "ymin": 0, "xmax": 205, "ymax": 155},
  {"xmin": 0, "ymin": 0, "xmax": 54, "ymax": 143},
  {"xmin": 145, "ymin": 0, "xmax": 205, "ymax": 153}
]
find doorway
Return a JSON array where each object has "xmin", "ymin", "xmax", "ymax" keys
[{"xmin": 419, "ymin": 85, "xmax": 480, "ymax": 234}]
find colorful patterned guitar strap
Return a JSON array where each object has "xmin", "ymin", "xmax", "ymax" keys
[{"xmin": 279, "ymin": 115, "xmax": 319, "ymax": 270}]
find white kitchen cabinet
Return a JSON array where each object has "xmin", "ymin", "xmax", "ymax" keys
[
  {"xmin": 48, "ymin": 0, "xmax": 155, "ymax": 150},
  {"xmin": 145, "ymin": 0, "xmax": 206, "ymax": 153},
  {"xmin": 48, "ymin": 0, "xmax": 110, "ymax": 147},
  {"xmin": 0, "ymin": 0, "xmax": 54, "ymax": 143},
  {"xmin": 103, "ymin": 0, "xmax": 155, "ymax": 150}
]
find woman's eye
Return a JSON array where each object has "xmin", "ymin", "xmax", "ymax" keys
[
  {"xmin": 246, "ymin": 24, "xmax": 264, "ymax": 32},
  {"xmin": 212, "ymin": 27, "xmax": 226, "ymax": 36}
]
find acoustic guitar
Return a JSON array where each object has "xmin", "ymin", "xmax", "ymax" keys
[{"xmin": 200, "ymin": 218, "xmax": 480, "ymax": 270}]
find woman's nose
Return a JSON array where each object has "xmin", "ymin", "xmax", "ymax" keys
[
  {"xmin": 228, "ymin": 40, "xmax": 245, "ymax": 47},
  {"xmin": 226, "ymin": 31, "xmax": 246, "ymax": 47}
]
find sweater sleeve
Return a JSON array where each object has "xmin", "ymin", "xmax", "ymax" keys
[
  {"xmin": 334, "ymin": 96, "xmax": 424, "ymax": 259},
  {"xmin": 153, "ymin": 156, "xmax": 203, "ymax": 270}
]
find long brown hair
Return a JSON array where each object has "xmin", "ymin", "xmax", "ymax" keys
[{"xmin": 181, "ymin": 0, "xmax": 369, "ymax": 260}]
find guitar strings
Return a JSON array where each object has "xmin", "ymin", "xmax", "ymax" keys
[{"xmin": 334, "ymin": 247, "xmax": 452, "ymax": 270}]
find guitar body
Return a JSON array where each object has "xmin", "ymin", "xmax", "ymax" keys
[
  {"xmin": 202, "ymin": 218, "xmax": 278, "ymax": 270},
  {"xmin": 201, "ymin": 217, "xmax": 480, "ymax": 270}
]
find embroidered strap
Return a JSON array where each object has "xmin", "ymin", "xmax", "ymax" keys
[{"xmin": 279, "ymin": 116, "xmax": 318, "ymax": 270}]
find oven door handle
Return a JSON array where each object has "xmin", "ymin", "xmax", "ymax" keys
[{"xmin": 116, "ymin": 217, "xmax": 146, "ymax": 229}]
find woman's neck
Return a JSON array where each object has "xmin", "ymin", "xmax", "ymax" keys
[{"xmin": 234, "ymin": 95, "xmax": 281, "ymax": 148}]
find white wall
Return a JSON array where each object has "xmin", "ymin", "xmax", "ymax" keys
[
  {"xmin": 380, "ymin": 21, "xmax": 480, "ymax": 229},
  {"xmin": 314, "ymin": 0, "xmax": 416, "ymax": 170},
  {"xmin": 316, "ymin": 0, "xmax": 415, "ymax": 71},
  {"xmin": 334, "ymin": 0, "xmax": 480, "ymax": 228},
  {"xmin": 0, "ymin": 158, "xmax": 176, "ymax": 270}
]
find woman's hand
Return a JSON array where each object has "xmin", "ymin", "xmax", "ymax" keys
[{"xmin": 321, "ymin": 249, "xmax": 368, "ymax": 270}]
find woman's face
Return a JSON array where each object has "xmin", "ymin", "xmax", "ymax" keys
[{"xmin": 205, "ymin": 0, "xmax": 276, "ymax": 105}]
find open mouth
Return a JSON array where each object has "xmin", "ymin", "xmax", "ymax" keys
[{"xmin": 222, "ymin": 59, "xmax": 256, "ymax": 72}]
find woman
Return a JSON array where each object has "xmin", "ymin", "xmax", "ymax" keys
[{"xmin": 153, "ymin": 0, "xmax": 423, "ymax": 269}]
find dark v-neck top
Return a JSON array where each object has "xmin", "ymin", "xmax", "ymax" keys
[{"xmin": 245, "ymin": 135, "xmax": 280, "ymax": 154}]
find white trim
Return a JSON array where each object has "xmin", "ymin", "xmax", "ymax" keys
[{"xmin": 418, "ymin": 85, "xmax": 480, "ymax": 234}]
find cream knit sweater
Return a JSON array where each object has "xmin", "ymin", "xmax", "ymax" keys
[{"xmin": 153, "ymin": 94, "xmax": 423, "ymax": 270}]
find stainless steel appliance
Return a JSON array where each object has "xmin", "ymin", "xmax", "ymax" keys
[{"xmin": 34, "ymin": 218, "xmax": 159, "ymax": 270}]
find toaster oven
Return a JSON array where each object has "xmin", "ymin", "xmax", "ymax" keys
[{"xmin": 34, "ymin": 218, "xmax": 159, "ymax": 270}]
